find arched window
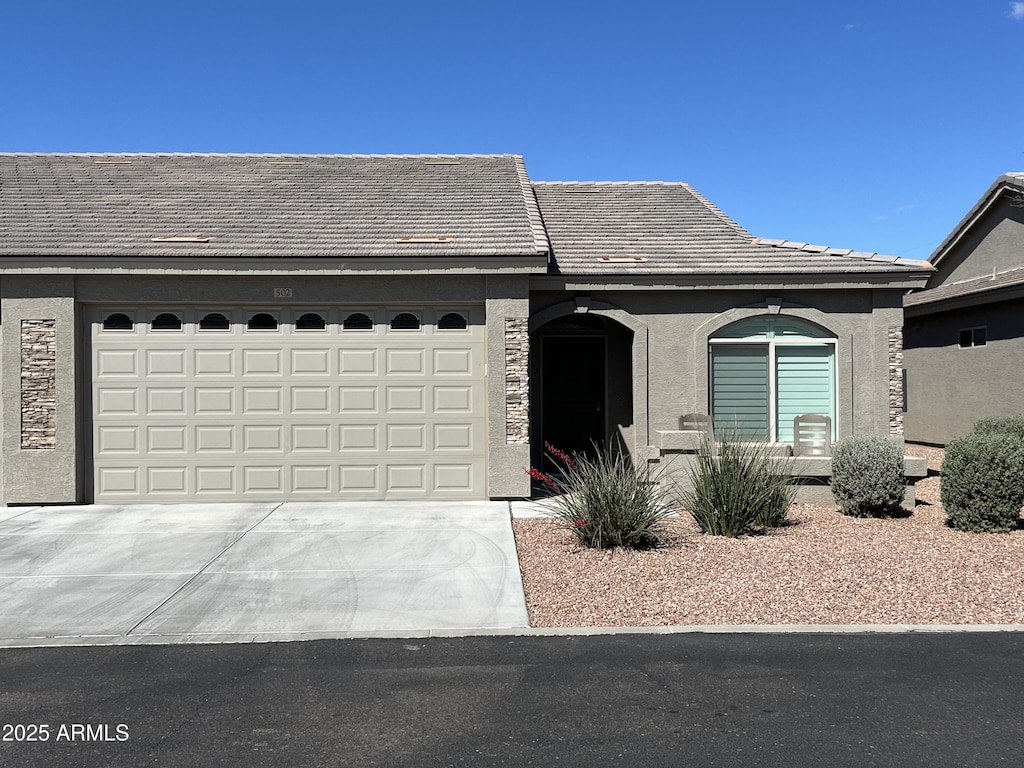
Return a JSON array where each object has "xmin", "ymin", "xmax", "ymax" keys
[
  {"xmin": 343, "ymin": 312, "xmax": 373, "ymax": 331},
  {"xmin": 438, "ymin": 312, "xmax": 467, "ymax": 330},
  {"xmin": 296, "ymin": 312, "xmax": 326, "ymax": 330},
  {"xmin": 390, "ymin": 312, "xmax": 420, "ymax": 331},
  {"xmin": 709, "ymin": 316, "xmax": 836, "ymax": 442},
  {"xmin": 199, "ymin": 312, "xmax": 230, "ymax": 330},
  {"xmin": 102, "ymin": 313, "xmax": 133, "ymax": 331},
  {"xmin": 152, "ymin": 312, "xmax": 182, "ymax": 331},
  {"xmin": 247, "ymin": 312, "xmax": 278, "ymax": 331}
]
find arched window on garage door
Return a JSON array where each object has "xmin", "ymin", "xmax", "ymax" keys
[
  {"xmin": 709, "ymin": 316, "xmax": 837, "ymax": 442},
  {"xmin": 199, "ymin": 313, "xmax": 230, "ymax": 331}
]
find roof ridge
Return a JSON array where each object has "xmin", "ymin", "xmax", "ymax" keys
[
  {"xmin": 533, "ymin": 180, "xmax": 689, "ymax": 186},
  {"xmin": 680, "ymin": 183, "xmax": 754, "ymax": 239},
  {"xmin": 513, "ymin": 157, "xmax": 551, "ymax": 256}
]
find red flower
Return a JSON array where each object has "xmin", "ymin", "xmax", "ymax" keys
[
  {"xmin": 573, "ymin": 518, "xmax": 586, "ymax": 528},
  {"xmin": 544, "ymin": 442, "xmax": 577, "ymax": 468},
  {"xmin": 524, "ymin": 466, "xmax": 559, "ymax": 490}
]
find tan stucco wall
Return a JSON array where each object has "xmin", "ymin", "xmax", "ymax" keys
[
  {"xmin": 1, "ymin": 276, "xmax": 80, "ymax": 503},
  {"xmin": 0, "ymin": 272, "xmax": 910, "ymax": 504},
  {"xmin": 530, "ymin": 286, "xmax": 906, "ymax": 452},
  {"xmin": 929, "ymin": 197, "xmax": 1024, "ymax": 287},
  {"xmin": 904, "ymin": 297, "xmax": 1024, "ymax": 445}
]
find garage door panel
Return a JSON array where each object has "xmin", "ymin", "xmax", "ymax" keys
[
  {"xmin": 148, "ymin": 425, "xmax": 187, "ymax": 453},
  {"xmin": 196, "ymin": 466, "xmax": 236, "ymax": 494},
  {"xmin": 386, "ymin": 386, "xmax": 425, "ymax": 413},
  {"xmin": 195, "ymin": 387, "xmax": 235, "ymax": 414},
  {"xmin": 195, "ymin": 349, "xmax": 234, "ymax": 376},
  {"xmin": 96, "ymin": 349, "xmax": 138, "ymax": 377},
  {"xmin": 91, "ymin": 306, "xmax": 486, "ymax": 501},
  {"xmin": 291, "ymin": 349, "xmax": 331, "ymax": 375},
  {"xmin": 434, "ymin": 386, "xmax": 474, "ymax": 413},
  {"xmin": 243, "ymin": 425, "xmax": 284, "ymax": 452},
  {"xmin": 147, "ymin": 388, "xmax": 187, "ymax": 416},
  {"xmin": 433, "ymin": 348, "xmax": 474, "ymax": 375},
  {"xmin": 292, "ymin": 424, "xmax": 332, "ymax": 452},
  {"xmin": 146, "ymin": 349, "xmax": 186, "ymax": 376},
  {"xmin": 292, "ymin": 465, "xmax": 333, "ymax": 493},
  {"xmin": 97, "ymin": 467, "xmax": 140, "ymax": 495},
  {"xmin": 386, "ymin": 349, "xmax": 424, "ymax": 374},
  {"xmin": 243, "ymin": 349, "xmax": 282, "ymax": 375},
  {"xmin": 97, "ymin": 388, "xmax": 138, "ymax": 415},
  {"xmin": 434, "ymin": 423, "xmax": 474, "ymax": 451},
  {"xmin": 340, "ymin": 465, "xmax": 379, "ymax": 492},
  {"xmin": 243, "ymin": 388, "xmax": 283, "ymax": 414},
  {"xmin": 149, "ymin": 466, "xmax": 188, "ymax": 494},
  {"xmin": 339, "ymin": 424, "xmax": 378, "ymax": 451},
  {"xmin": 98, "ymin": 426, "xmax": 139, "ymax": 453},
  {"xmin": 434, "ymin": 464, "xmax": 473, "ymax": 491},
  {"xmin": 339, "ymin": 387, "xmax": 377, "ymax": 413},
  {"xmin": 292, "ymin": 386, "xmax": 332, "ymax": 414},
  {"xmin": 244, "ymin": 466, "xmax": 284, "ymax": 493},
  {"xmin": 339, "ymin": 349, "xmax": 376, "ymax": 374},
  {"xmin": 387, "ymin": 464, "xmax": 426, "ymax": 490},
  {"xmin": 195, "ymin": 425, "xmax": 235, "ymax": 453}
]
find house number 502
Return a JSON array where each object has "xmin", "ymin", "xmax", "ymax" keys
[{"xmin": 273, "ymin": 288, "xmax": 293, "ymax": 298}]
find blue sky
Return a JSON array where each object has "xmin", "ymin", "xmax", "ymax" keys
[{"xmin": 3, "ymin": 1, "xmax": 1023, "ymax": 261}]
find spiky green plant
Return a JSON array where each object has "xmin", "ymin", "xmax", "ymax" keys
[
  {"xmin": 527, "ymin": 443, "xmax": 675, "ymax": 549},
  {"xmin": 682, "ymin": 433, "xmax": 794, "ymax": 537}
]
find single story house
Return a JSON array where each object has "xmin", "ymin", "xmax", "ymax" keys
[
  {"xmin": 0, "ymin": 153, "xmax": 931, "ymax": 504},
  {"xmin": 904, "ymin": 173, "xmax": 1024, "ymax": 445}
]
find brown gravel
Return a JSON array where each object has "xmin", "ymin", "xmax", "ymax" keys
[{"xmin": 512, "ymin": 444, "xmax": 1024, "ymax": 627}]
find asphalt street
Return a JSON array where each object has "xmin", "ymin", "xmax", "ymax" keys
[{"xmin": 1, "ymin": 632, "xmax": 1022, "ymax": 767}]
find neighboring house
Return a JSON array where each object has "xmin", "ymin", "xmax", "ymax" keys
[
  {"xmin": 0, "ymin": 153, "xmax": 931, "ymax": 505},
  {"xmin": 903, "ymin": 173, "xmax": 1024, "ymax": 445}
]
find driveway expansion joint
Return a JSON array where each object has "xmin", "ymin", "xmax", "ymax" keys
[{"xmin": 121, "ymin": 503, "xmax": 285, "ymax": 637}]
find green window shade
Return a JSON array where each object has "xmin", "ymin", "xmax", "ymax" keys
[
  {"xmin": 711, "ymin": 345, "xmax": 770, "ymax": 440},
  {"xmin": 775, "ymin": 345, "xmax": 834, "ymax": 441}
]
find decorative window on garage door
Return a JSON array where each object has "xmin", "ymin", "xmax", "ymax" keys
[{"xmin": 89, "ymin": 307, "xmax": 486, "ymax": 502}]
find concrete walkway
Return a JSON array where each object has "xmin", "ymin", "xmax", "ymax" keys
[{"xmin": 0, "ymin": 501, "xmax": 529, "ymax": 646}]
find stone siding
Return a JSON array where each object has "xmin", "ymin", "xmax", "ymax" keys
[
  {"xmin": 889, "ymin": 326, "xmax": 904, "ymax": 436},
  {"xmin": 505, "ymin": 318, "xmax": 529, "ymax": 445},
  {"xmin": 21, "ymin": 319, "xmax": 57, "ymax": 449}
]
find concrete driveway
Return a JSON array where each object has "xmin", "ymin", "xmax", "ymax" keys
[{"xmin": 0, "ymin": 501, "xmax": 529, "ymax": 646}]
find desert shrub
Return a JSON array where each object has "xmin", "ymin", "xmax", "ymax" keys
[
  {"xmin": 830, "ymin": 435, "xmax": 907, "ymax": 517},
  {"xmin": 527, "ymin": 443, "xmax": 675, "ymax": 549},
  {"xmin": 941, "ymin": 432, "xmax": 1024, "ymax": 533},
  {"xmin": 682, "ymin": 434, "xmax": 794, "ymax": 537},
  {"xmin": 971, "ymin": 414, "xmax": 1024, "ymax": 442}
]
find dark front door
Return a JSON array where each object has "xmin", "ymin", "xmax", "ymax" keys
[{"xmin": 541, "ymin": 336, "xmax": 606, "ymax": 459}]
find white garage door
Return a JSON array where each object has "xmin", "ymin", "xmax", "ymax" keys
[{"xmin": 89, "ymin": 306, "xmax": 486, "ymax": 502}]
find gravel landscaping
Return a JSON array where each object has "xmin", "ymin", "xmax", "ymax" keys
[{"xmin": 512, "ymin": 444, "xmax": 1024, "ymax": 627}]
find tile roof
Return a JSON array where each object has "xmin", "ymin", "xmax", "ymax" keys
[
  {"xmin": 533, "ymin": 182, "xmax": 931, "ymax": 275},
  {"xmin": 904, "ymin": 266, "xmax": 1024, "ymax": 307},
  {"xmin": 0, "ymin": 153, "xmax": 548, "ymax": 259}
]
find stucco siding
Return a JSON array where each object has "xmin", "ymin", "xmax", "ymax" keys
[
  {"xmin": 929, "ymin": 198, "xmax": 1024, "ymax": 288},
  {"xmin": 530, "ymin": 286, "xmax": 905, "ymax": 455},
  {"xmin": 904, "ymin": 298, "xmax": 1024, "ymax": 444}
]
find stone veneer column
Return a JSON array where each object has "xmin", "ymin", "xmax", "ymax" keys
[
  {"xmin": 504, "ymin": 318, "xmax": 529, "ymax": 444},
  {"xmin": 20, "ymin": 320, "xmax": 57, "ymax": 449},
  {"xmin": 888, "ymin": 326, "xmax": 904, "ymax": 436}
]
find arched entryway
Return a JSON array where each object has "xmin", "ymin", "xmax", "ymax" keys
[{"xmin": 531, "ymin": 313, "xmax": 634, "ymax": 468}]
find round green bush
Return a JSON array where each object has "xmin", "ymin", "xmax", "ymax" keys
[
  {"xmin": 941, "ymin": 432, "xmax": 1024, "ymax": 533},
  {"xmin": 971, "ymin": 415, "xmax": 1024, "ymax": 441},
  {"xmin": 830, "ymin": 435, "xmax": 906, "ymax": 517}
]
